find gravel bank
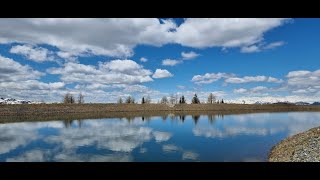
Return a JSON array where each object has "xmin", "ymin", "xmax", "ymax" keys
[{"xmin": 268, "ymin": 127, "xmax": 320, "ymax": 162}]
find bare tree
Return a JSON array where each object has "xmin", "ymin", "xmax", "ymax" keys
[
  {"xmin": 125, "ymin": 96, "xmax": 135, "ymax": 104},
  {"xmin": 175, "ymin": 94, "xmax": 179, "ymax": 104},
  {"xmin": 78, "ymin": 93, "xmax": 84, "ymax": 104},
  {"xmin": 207, "ymin": 93, "xmax": 216, "ymax": 104},
  {"xmin": 118, "ymin": 97, "xmax": 123, "ymax": 104},
  {"xmin": 63, "ymin": 93, "xmax": 75, "ymax": 104},
  {"xmin": 145, "ymin": 95, "xmax": 151, "ymax": 104},
  {"xmin": 169, "ymin": 94, "xmax": 176, "ymax": 104},
  {"xmin": 160, "ymin": 96, "xmax": 168, "ymax": 104}
]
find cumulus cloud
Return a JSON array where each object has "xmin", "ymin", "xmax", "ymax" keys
[
  {"xmin": 181, "ymin": 51, "xmax": 200, "ymax": 60},
  {"xmin": 153, "ymin": 131, "xmax": 172, "ymax": 142},
  {"xmin": 192, "ymin": 73, "xmax": 282, "ymax": 85},
  {"xmin": 225, "ymin": 76, "xmax": 283, "ymax": 84},
  {"xmin": 174, "ymin": 18, "xmax": 290, "ymax": 49},
  {"xmin": 162, "ymin": 144, "xmax": 180, "ymax": 153},
  {"xmin": 0, "ymin": 55, "xmax": 44, "ymax": 82},
  {"xmin": 182, "ymin": 151, "xmax": 199, "ymax": 160},
  {"xmin": 162, "ymin": 59, "xmax": 182, "ymax": 66},
  {"xmin": 0, "ymin": 55, "xmax": 65, "ymax": 101},
  {"xmin": 0, "ymin": 18, "xmax": 178, "ymax": 58},
  {"xmin": 241, "ymin": 41, "xmax": 285, "ymax": 53},
  {"xmin": 191, "ymin": 73, "xmax": 235, "ymax": 84},
  {"xmin": 0, "ymin": 18, "xmax": 289, "ymax": 58},
  {"xmin": 10, "ymin": 44, "xmax": 55, "ymax": 62},
  {"xmin": 140, "ymin": 57, "xmax": 148, "ymax": 62},
  {"xmin": 47, "ymin": 59, "xmax": 153, "ymax": 84},
  {"xmin": 152, "ymin": 69, "xmax": 173, "ymax": 79}
]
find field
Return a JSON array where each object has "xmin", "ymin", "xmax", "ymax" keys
[{"xmin": 1, "ymin": 103, "xmax": 320, "ymax": 123}]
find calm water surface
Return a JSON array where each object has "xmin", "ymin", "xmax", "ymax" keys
[{"xmin": 1, "ymin": 112, "xmax": 320, "ymax": 162}]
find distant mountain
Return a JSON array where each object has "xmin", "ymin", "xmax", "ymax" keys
[
  {"xmin": 254, "ymin": 101, "xmax": 271, "ymax": 105},
  {"xmin": 312, "ymin": 102, "xmax": 320, "ymax": 105},
  {"xmin": 294, "ymin": 102, "xmax": 310, "ymax": 106},
  {"xmin": 0, "ymin": 97, "xmax": 43, "ymax": 104},
  {"xmin": 272, "ymin": 101, "xmax": 294, "ymax": 105}
]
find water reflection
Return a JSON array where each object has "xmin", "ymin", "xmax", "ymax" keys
[{"xmin": 1, "ymin": 112, "xmax": 320, "ymax": 161}]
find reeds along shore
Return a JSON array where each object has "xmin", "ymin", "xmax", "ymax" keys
[{"xmin": 1, "ymin": 103, "xmax": 320, "ymax": 124}]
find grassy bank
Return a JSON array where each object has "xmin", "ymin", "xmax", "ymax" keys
[{"xmin": 1, "ymin": 103, "xmax": 320, "ymax": 123}]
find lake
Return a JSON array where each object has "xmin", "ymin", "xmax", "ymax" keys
[{"xmin": 1, "ymin": 112, "xmax": 320, "ymax": 162}]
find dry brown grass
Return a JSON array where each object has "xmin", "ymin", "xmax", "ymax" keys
[{"xmin": 1, "ymin": 103, "xmax": 320, "ymax": 123}]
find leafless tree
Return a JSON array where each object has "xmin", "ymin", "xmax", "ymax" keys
[
  {"xmin": 160, "ymin": 96, "xmax": 168, "ymax": 104},
  {"xmin": 78, "ymin": 93, "xmax": 84, "ymax": 104},
  {"xmin": 207, "ymin": 93, "xmax": 216, "ymax": 104}
]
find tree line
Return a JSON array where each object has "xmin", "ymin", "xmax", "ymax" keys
[
  {"xmin": 117, "ymin": 93, "xmax": 224, "ymax": 104},
  {"xmin": 63, "ymin": 93, "xmax": 84, "ymax": 104},
  {"xmin": 62, "ymin": 92, "xmax": 225, "ymax": 104}
]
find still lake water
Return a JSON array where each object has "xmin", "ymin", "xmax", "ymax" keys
[{"xmin": 1, "ymin": 112, "xmax": 320, "ymax": 162}]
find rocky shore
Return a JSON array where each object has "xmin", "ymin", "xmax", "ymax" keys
[{"xmin": 268, "ymin": 127, "xmax": 320, "ymax": 162}]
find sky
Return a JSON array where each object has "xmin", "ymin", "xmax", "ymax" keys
[{"xmin": 1, "ymin": 18, "xmax": 320, "ymax": 104}]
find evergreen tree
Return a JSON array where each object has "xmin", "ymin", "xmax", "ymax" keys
[
  {"xmin": 191, "ymin": 94, "xmax": 200, "ymax": 104},
  {"xmin": 180, "ymin": 95, "xmax": 186, "ymax": 104},
  {"xmin": 221, "ymin": 99, "xmax": 224, "ymax": 104},
  {"xmin": 141, "ymin": 97, "xmax": 145, "ymax": 104}
]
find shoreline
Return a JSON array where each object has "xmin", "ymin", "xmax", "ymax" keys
[
  {"xmin": 1, "ymin": 103, "xmax": 320, "ymax": 123},
  {"xmin": 268, "ymin": 126, "xmax": 320, "ymax": 162}
]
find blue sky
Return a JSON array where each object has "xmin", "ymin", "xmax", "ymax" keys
[{"xmin": 1, "ymin": 18, "xmax": 320, "ymax": 103}]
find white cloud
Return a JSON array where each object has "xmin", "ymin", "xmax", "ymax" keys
[
  {"xmin": 47, "ymin": 60, "xmax": 153, "ymax": 84},
  {"xmin": 176, "ymin": 85, "xmax": 186, "ymax": 89},
  {"xmin": 153, "ymin": 131, "xmax": 172, "ymax": 142},
  {"xmin": 0, "ymin": 18, "xmax": 289, "ymax": 58},
  {"xmin": 181, "ymin": 51, "xmax": 200, "ymax": 60},
  {"xmin": 174, "ymin": 18, "xmax": 290, "ymax": 49},
  {"xmin": 233, "ymin": 86, "xmax": 268, "ymax": 94},
  {"xmin": 162, "ymin": 144, "xmax": 180, "ymax": 153},
  {"xmin": 240, "ymin": 45, "xmax": 260, "ymax": 53},
  {"xmin": 0, "ymin": 55, "xmax": 44, "ymax": 82},
  {"xmin": 191, "ymin": 73, "xmax": 234, "ymax": 84},
  {"xmin": 182, "ymin": 151, "xmax": 199, "ymax": 160},
  {"xmin": 225, "ymin": 76, "xmax": 283, "ymax": 84},
  {"xmin": 264, "ymin": 41, "xmax": 285, "ymax": 50},
  {"xmin": 162, "ymin": 59, "xmax": 182, "ymax": 66},
  {"xmin": 241, "ymin": 41, "xmax": 285, "ymax": 53},
  {"xmin": 192, "ymin": 73, "xmax": 282, "ymax": 85},
  {"xmin": 152, "ymin": 69, "xmax": 173, "ymax": 79},
  {"xmin": 284, "ymin": 69, "xmax": 320, "ymax": 95},
  {"xmin": 140, "ymin": 57, "xmax": 148, "ymax": 62},
  {"xmin": 0, "ymin": 18, "xmax": 177, "ymax": 58},
  {"xmin": 10, "ymin": 44, "xmax": 55, "ymax": 62},
  {"xmin": 0, "ymin": 55, "xmax": 66, "ymax": 101}
]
